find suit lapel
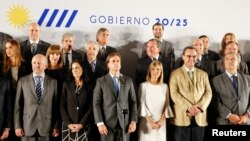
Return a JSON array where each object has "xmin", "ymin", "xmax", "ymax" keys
[
  {"xmin": 70, "ymin": 81, "xmax": 78, "ymax": 106},
  {"xmin": 237, "ymin": 72, "xmax": 243, "ymax": 99},
  {"xmin": 106, "ymin": 74, "xmax": 118, "ymax": 97},
  {"xmin": 40, "ymin": 75, "xmax": 48, "ymax": 101},
  {"xmin": 29, "ymin": 74, "xmax": 39, "ymax": 101},
  {"xmin": 181, "ymin": 67, "xmax": 194, "ymax": 86}
]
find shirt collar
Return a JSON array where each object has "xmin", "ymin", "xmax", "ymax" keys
[
  {"xmin": 183, "ymin": 65, "xmax": 195, "ymax": 72},
  {"xmin": 110, "ymin": 73, "xmax": 120, "ymax": 78},
  {"xmin": 225, "ymin": 71, "xmax": 237, "ymax": 78},
  {"xmin": 30, "ymin": 39, "xmax": 39, "ymax": 44},
  {"xmin": 33, "ymin": 73, "xmax": 45, "ymax": 78}
]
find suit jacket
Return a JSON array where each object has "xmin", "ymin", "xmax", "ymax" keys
[
  {"xmin": 97, "ymin": 45, "xmax": 117, "ymax": 61},
  {"xmin": 60, "ymin": 80, "xmax": 92, "ymax": 126},
  {"xmin": 215, "ymin": 58, "xmax": 249, "ymax": 75},
  {"xmin": 212, "ymin": 72, "xmax": 250, "ymax": 125},
  {"xmin": 14, "ymin": 74, "xmax": 58, "ymax": 136},
  {"xmin": 93, "ymin": 74, "xmax": 138, "ymax": 129},
  {"xmin": 19, "ymin": 40, "xmax": 50, "ymax": 74},
  {"xmin": 169, "ymin": 66, "xmax": 212, "ymax": 126},
  {"xmin": 136, "ymin": 55, "xmax": 171, "ymax": 86},
  {"xmin": 203, "ymin": 50, "xmax": 220, "ymax": 61},
  {"xmin": 0, "ymin": 78, "xmax": 11, "ymax": 133},
  {"xmin": 83, "ymin": 58, "xmax": 107, "ymax": 90},
  {"xmin": 142, "ymin": 39, "xmax": 175, "ymax": 69},
  {"xmin": 175, "ymin": 57, "xmax": 216, "ymax": 79}
]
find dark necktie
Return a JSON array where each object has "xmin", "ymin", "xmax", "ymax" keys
[
  {"xmin": 65, "ymin": 53, "xmax": 69, "ymax": 68},
  {"xmin": 35, "ymin": 76, "xmax": 42, "ymax": 101},
  {"xmin": 231, "ymin": 75, "xmax": 238, "ymax": 94},
  {"xmin": 196, "ymin": 59, "xmax": 201, "ymax": 67},
  {"xmin": 113, "ymin": 76, "xmax": 119, "ymax": 95},
  {"xmin": 31, "ymin": 43, "xmax": 37, "ymax": 55},
  {"xmin": 100, "ymin": 47, "xmax": 105, "ymax": 57},
  {"xmin": 91, "ymin": 62, "xmax": 95, "ymax": 72},
  {"xmin": 153, "ymin": 57, "xmax": 157, "ymax": 61}
]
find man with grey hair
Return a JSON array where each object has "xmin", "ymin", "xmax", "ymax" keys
[
  {"xmin": 14, "ymin": 54, "xmax": 59, "ymax": 141},
  {"xmin": 19, "ymin": 22, "xmax": 50, "ymax": 73},
  {"xmin": 61, "ymin": 32, "xmax": 83, "ymax": 70}
]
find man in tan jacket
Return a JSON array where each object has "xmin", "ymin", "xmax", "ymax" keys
[{"xmin": 169, "ymin": 46, "xmax": 212, "ymax": 141}]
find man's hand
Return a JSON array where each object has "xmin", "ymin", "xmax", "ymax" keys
[
  {"xmin": 52, "ymin": 128, "xmax": 60, "ymax": 137},
  {"xmin": 15, "ymin": 128, "xmax": 25, "ymax": 137},
  {"xmin": 237, "ymin": 113, "xmax": 249, "ymax": 125},
  {"xmin": 128, "ymin": 121, "xmax": 136, "ymax": 133},
  {"xmin": 228, "ymin": 114, "xmax": 241, "ymax": 124},
  {"xmin": 98, "ymin": 124, "xmax": 108, "ymax": 135},
  {"xmin": 0, "ymin": 129, "xmax": 9, "ymax": 140}
]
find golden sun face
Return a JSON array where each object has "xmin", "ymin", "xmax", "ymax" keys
[{"xmin": 6, "ymin": 4, "xmax": 30, "ymax": 28}]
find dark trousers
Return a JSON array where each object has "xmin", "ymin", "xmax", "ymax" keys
[
  {"xmin": 100, "ymin": 124, "xmax": 129, "ymax": 141},
  {"xmin": 169, "ymin": 118, "xmax": 205, "ymax": 141}
]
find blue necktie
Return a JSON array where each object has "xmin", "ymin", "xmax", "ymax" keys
[
  {"xmin": 35, "ymin": 76, "xmax": 42, "ymax": 100},
  {"xmin": 113, "ymin": 76, "xmax": 119, "ymax": 95},
  {"xmin": 231, "ymin": 75, "xmax": 238, "ymax": 94}
]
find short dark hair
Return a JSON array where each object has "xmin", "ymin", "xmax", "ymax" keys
[
  {"xmin": 198, "ymin": 35, "xmax": 208, "ymax": 39},
  {"xmin": 152, "ymin": 22, "xmax": 164, "ymax": 30},
  {"xmin": 182, "ymin": 46, "xmax": 196, "ymax": 55}
]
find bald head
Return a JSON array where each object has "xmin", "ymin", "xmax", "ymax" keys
[{"xmin": 32, "ymin": 54, "xmax": 47, "ymax": 75}]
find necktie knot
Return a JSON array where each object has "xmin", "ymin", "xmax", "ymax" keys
[
  {"xmin": 153, "ymin": 57, "xmax": 157, "ymax": 61},
  {"xmin": 31, "ymin": 43, "xmax": 37, "ymax": 55}
]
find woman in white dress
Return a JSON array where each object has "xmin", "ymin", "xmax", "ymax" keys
[{"xmin": 138, "ymin": 61, "xmax": 173, "ymax": 141}]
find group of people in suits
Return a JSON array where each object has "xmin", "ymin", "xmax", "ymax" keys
[{"xmin": 0, "ymin": 21, "xmax": 250, "ymax": 141}]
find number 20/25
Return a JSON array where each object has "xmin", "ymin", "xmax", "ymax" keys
[{"xmin": 155, "ymin": 18, "xmax": 188, "ymax": 27}]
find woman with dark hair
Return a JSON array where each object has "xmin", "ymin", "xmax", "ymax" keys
[
  {"xmin": 60, "ymin": 61, "xmax": 93, "ymax": 141},
  {"xmin": 0, "ymin": 39, "xmax": 29, "ymax": 141},
  {"xmin": 45, "ymin": 44, "xmax": 65, "ymax": 141}
]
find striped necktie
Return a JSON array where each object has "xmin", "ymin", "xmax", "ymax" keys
[{"xmin": 35, "ymin": 76, "xmax": 42, "ymax": 100}]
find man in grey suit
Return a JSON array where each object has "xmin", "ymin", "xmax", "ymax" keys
[
  {"xmin": 93, "ymin": 52, "xmax": 137, "ymax": 141},
  {"xmin": 14, "ymin": 54, "xmax": 59, "ymax": 141},
  {"xmin": 212, "ymin": 53, "xmax": 250, "ymax": 125}
]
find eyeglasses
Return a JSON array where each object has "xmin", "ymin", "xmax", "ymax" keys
[{"xmin": 185, "ymin": 55, "xmax": 197, "ymax": 58}]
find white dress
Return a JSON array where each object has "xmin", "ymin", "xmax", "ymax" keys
[{"xmin": 138, "ymin": 82, "xmax": 173, "ymax": 141}]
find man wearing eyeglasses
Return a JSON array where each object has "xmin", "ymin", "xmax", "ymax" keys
[{"xmin": 169, "ymin": 46, "xmax": 212, "ymax": 141}]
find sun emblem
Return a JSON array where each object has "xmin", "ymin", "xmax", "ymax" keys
[{"xmin": 6, "ymin": 4, "xmax": 31, "ymax": 28}]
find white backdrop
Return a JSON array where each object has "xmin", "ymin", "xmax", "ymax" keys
[{"xmin": 1, "ymin": 0, "xmax": 250, "ymax": 57}]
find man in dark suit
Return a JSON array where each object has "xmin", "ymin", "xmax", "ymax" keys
[
  {"xmin": 93, "ymin": 52, "xmax": 137, "ymax": 141},
  {"xmin": 141, "ymin": 23, "xmax": 175, "ymax": 70},
  {"xmin": 136, "ymin": 38, "xmax": 171, "ymax": 87},
  {"xmin": 199, "ymin": 35, "xmax": 220, "ymax": 61},
  {"xmin": 212, "ymin": 53, "xmax": 250, "ymax": 125},
  {"xmin": 96, "ymin": 28, "xmax": 117, "ymax": 62},
  {"xmin": 61, "ymin": 32, "xmax": 83, "ymax": 70},
  {"xmin": 0, "ymin": 78, "xmax": 11, "ymax": 140},
  {"xmin": 19, "ymin": 22, "xmax": 50, "ymax": 73},
  {"xmin": 83, "ymin": 40, "xmax": 107, "ymax": 89},
  {"xmin": 14, "ymin": 54, "xmax": 59, "ymax": 141}
]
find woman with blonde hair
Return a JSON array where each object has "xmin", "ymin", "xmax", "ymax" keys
[{"xmin": 138, "ymin": 61, "xmax": 173, "ymax": 141}]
